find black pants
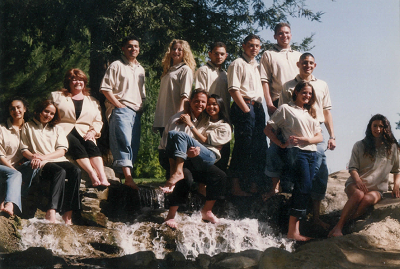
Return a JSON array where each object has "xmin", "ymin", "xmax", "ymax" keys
[
  {"xmin": 67, "ymin": 128, "xmax": 101, "ymax": 160},
  {"xmin": 40, "ymin": 162, "xmax": 81, "ymax": 213}
]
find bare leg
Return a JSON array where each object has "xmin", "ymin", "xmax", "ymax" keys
[
  {"xmin": 231, "ymin": 177, "xmax": 250, "ymax": 196},
  {"xmin": 263, "ymin": 177, "xmax": 279, "ymax": 201},
  {"xmin": 352, "ymin": 191, "xmax": 381, "ymax": 219},
  {"xmin": 166, "ymin": 157, "xmax": 185, "ymax": 187},
  {"xmin": 90, "ymin": 157, "xmax": 110, "ymax": 186},
  {"xmin": 165, "ymin": 206, "xmax": 179, "ymax": 229},
  {"xmin": 45, "ymin": 209, "xmax": 57, "ymax": 223},
  {"xmin": 122, "ymin": 166, "xmax": 139, "ymax": 190},
  {"xmin": 76, "ymin": 158, "xmax": 101, "ymax": 187},
  {"xmin": 2, "ymin": 202, "xmax": 14, "ymax": 216},
  {"xmin": 287, "ymin": 216, "xmax": 312, "ymax": 241},
  {"xmin": 201, "ymin": 200, "xmax": 219, "ymax": 224},
  {"xmin": 312, "ymin": 199, "xmax": 330, "ymax": 230},
  {"xmin": 329, "ymin": 184, "xmax": 364, "ymax": 237},
  {"xmin": 62, "ymin": 210, "xmax": 73, "ymax": 225}
]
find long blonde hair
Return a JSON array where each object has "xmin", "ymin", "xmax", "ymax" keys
[{"xmin": 161, "ymin": 39, "xmax": 196, "ymax": 77}]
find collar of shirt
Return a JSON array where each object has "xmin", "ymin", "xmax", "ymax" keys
[
  {"xmin": 169, "ymin": 62, "xmax": 186, "ymax": 72},
  {"xmin": 273, "ymin": 44, "xmax": 293, "ymax": 52},
  {"xmin": 121, "ymin": 55, "xmax": 140, "ymax": 68},
  {"xmin": 32, "ymin": 118, "xmax": 47, "ymax": 129},
  {"xmin": 288, "ymin": 101, "xmax": 308, "ymax": 112},
  {"xmin": 295, "ymin": 74, "xmax": 317, "ymax": 83},
  {"xmin": 206, "ymin": 61, "xmax": 221, "ymax": 71},
  {"xmin": 7, "ymin": 118, "xmax": 23, "ymax": 133},
  {"xmin": 241, "ymin": 53, "xmax": 257, "ymax": 66}
]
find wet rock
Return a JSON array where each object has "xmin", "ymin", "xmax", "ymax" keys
[
  {"xmin": 196, "ymin": 253, "xmax": 211, "ymax": 268},
  {"xmin": 165, "ymin": 251, "xmax": 187, "ymax": 267},
  {"xmin": 0, "ymin": 247, "xmax": 55, "ymax": 268},
  {"xmin": 212, "ymin": 253, "xmax": 258, "ymax": 269},
  {"xmin": 0, "ymin": 216, "xmax": 22, "ymax": 252},
  {"xmin": 259, "ymin": 247, "xmax": 294, "ymax": 269}
]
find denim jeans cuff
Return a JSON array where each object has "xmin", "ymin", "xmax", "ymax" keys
[
  {"xmin": 264, "ymin": 167, "xmax": 281, "ymax": 178},
  {"xmin": 113, "ymin": 159, "xmax": 133, "ymax": 169},
  {"xmin": 173, "ymin": 150, "xmax": 187, "ymax": 160},
  {"xmin": 290, "ymin": 208, "xmax": 306, "ymax": 219}
]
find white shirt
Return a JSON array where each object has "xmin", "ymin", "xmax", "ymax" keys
[{"xmin": 0, "ymin": 119, "xmax": 23, "ymax": 166}]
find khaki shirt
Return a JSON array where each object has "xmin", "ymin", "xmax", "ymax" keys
[
  {"xmin": 279, "ymin": 75, "xmax": 332, "ymax": 123},
  {"xmin": 268, "ymin": 102, "xmax": 321, "ymax": 151},
  {"xmin": 346, "ymin": 141, "xmax": 400, "ymax": 192},
  {"xmin": 154, "ymin": 63, "xmax": 193, "ymax": 128},
  {"xmin": 194, "ymin": 61, "xmax": 230, "ymax": 118},
  {"xmin": 227, "ymin": 53, "xmax": 263, "ymax": 103},
  {"xmin": 100, "ymin": 55, "xmax": 146, "ymax": 120},
  {"xmin": 20, "ymin": 118, "xmax": 68, "ymax": 163},
  {"xmin": 50, "ymin": 91, "xmax": 103, "ymax": 140},
  {"xmin": 259, "ymin": 45, "xmax": 302, "ymax": 102},
  {"xmin": 0, "ymin": 119, "xmax": 23, "ymax": 166}
]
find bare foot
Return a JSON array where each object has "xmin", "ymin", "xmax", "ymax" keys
[
  {"xmin": 124, "ymin": 177, "xmax": 139, "ymax": 190},
  {"xmin": 314, "ymin": 218, "xmax": 330, "ymax": 230},
  {"xmin": 160, "ymin": 185, "xmax": 175, "ymax": 194},
  {"xmin": 1, "ymin": 202, "xmax": 14, "ymax": 216},
  {"xmin": 62, "ymin": 211, "xmax": 73, "ymax": 225},
  {"xmin": 262, "ymin": 190, "xmax": 276, "ymax": 201},
  {"xmin": 328, "ymin": 225, "xmax": 343, "ymax": 237},
  {"xmin": 166, "ymin": 171, "xmax": 184, "ymax": 187},
  {"xmin": 45, "ymin": 209, "xmax": 57, "ymax": 223},
  {"xmin": 201, "ymin": 211, "xmax": 219, "ymax": 224},
  {"xmin": 89, "ymin": 171, "xmax": 101, "ymax": 187},
  {"xmin": 287, "ymin": 232, "xmax": 312, "ymax": 241},
  {"xmin": 100, "ymin": 179, "xmax": 110, "ymax": 187},
  {"xmin": 165, "ymin": 218, "xmax": 178, "ymax": 229}
]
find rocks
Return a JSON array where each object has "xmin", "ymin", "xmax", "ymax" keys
[{"xmin": 0, "ymin": 215, "xmax": 22, "ymax": 252}]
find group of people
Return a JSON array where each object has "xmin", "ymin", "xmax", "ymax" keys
[{"xmin": 1, "ymin": 22, "xmax": 399, "ymax": 241}]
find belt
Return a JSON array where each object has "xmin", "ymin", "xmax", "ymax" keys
[{"xmin": 243, "ymin": 98, "xmax": 260, "ymax": 107}]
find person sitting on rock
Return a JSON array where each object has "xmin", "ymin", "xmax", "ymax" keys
[{"xmin": 329, "ymin": 114, "xmax": 400, "ymax": 237}]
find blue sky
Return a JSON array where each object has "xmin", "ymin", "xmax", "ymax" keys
[{"xmin": 260, "ymin": 0, "xmax": 400, "ymax": 173}]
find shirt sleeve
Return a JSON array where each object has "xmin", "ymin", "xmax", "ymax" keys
[
  {"xmin": 0, "ymin": 129, "xmax": 5, "ymax": 157},
  {"xmin": 100, "ymin": 64, "xmax": 117, "ymax": 92},
  {"xmin": 279, "ymin": 82, "xmax": 292, "ymax": 107},
  {"xmin": 390, "ymin": 145, "xmax": 400, "ymax": 174},
  {"xmin": 227, "ymin": 61, "xmax": 243, "ymax": 92},
  {"xmin": 55, "ymin": 126, "xmax": 69, "ymax": 152},
  {"xmin": 20, "ymin": 123, "xmax": 31, "ymax": 153},
  {"xmin": 139, "ymin": 67, "xmax": 146, "ymax": 100},
  {"xmin": 207, "ymin": 122, "xmax": 232, "ymax": 146},
  {"xmin": 322, "ymin": 83, "xmax": 332, "ymax": 110},
  {"xmin": 267, "ymin": 106, "xmax": 286, "ymax": 130},
  {"xmin": 348, "ymin": 142, "xmax": 362, "ymax": 172},
  {"xmin": 89, "ymin": 97, "xmax": 104, "ymax": 136},
  {"xmin": 259, "ymin": 51, "xmax": 271, "ymax": 83},
  {"xmin": 194, "ymin": 68, "xmax": 208, "ymax": 90},
  {"xmin": 179, "ymin": 66, "xmax": 193, "ymax": 98}
]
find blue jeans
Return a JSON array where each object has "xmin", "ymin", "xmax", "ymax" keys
[
  {"xmin": 286, "ymin": 148, "xmax": 317, "ymax": 219},
  {"xmin": 0, "ymin": 165, "xmax": 22, "ymax": 212},
  {"xmin": 109, "ymin": 107, "xmax": 141, "ymax": 174},
  {"xmin": 311, "ymin": 129, "xmax": 329, "ymax": 200},
  {"xmin": 166, "ymin": 130, "xmax": 217, "ymax": 171},
  {"xmin": 229, "ymin": 102, "xmax": 267, "ymax": 188}
]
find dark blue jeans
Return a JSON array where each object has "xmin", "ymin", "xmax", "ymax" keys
[
  {"xmin": 286, "ymin": 148, "xmax": 317, "ymax": 219},
  {"xmin": 229, "ymin": 102, "xmax": 267, "ymax": 189}
]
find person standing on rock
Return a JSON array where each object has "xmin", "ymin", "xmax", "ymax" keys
[
  {"xmin": 100, "ymin": 35, "xmax": 146, "ymax": 190},
  {"xmin": 279, "ymin": 53, "xmax": 336, "ymax": 230},
  {"xmin": 194, "ymin": 41, "xmax": 230, "ymax": 172},
  {"xmin": 329, "ymin": 114, "xmax": 400, "ymax": 237},
  {"xmin": 228, "ymin": 34, "xmax": 267, "ymax": 196}
]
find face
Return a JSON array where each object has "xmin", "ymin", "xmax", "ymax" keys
[
  {"xmin": 208, "ymin": 47, "xmax": 227, "ymax": 67},
  {"xmin": 274, "ymin": 26, "xmax": 292, "ymax": 48},
  {"xmin": 69, "ymin": 77, "xmax": 85, "ymax": 93},
  {"xmin": 121, "ymin": 40, "xmax": 140, "ymax": 61},
  {"xmin": 297, "ymin": 56, "xmax": 316, "ymax": 77},
  {"xmin": 171, "ymin": 43, "xmax": 184, "ymax": 64},
  {"xmin": 39, "ymin": 105, "xmax": 56, "ymax": 125},
  {"xmin": 371, "ymin": 120, "xmax": 384, "ymax": 138},
  {"xmin": 242, "ymin": 38, "xmax": 261, "ymax": 59},
  {"xmin": 295, "ymin": 86, "xmax": 313, "ymax": 106},
  {"xmin": 189, "ymin": 93, "xmax": 208, "ymax": 116},
  {"xmin": 206, "ymin": 98, "xmax": 220, "ymax": 118},
  {"xmin": 9, "ymin": 100, "xmax": 26, "ymax": 121}
]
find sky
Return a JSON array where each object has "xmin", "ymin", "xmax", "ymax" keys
[{"xmin": 260, "ymin": 0, "xmax": 400, "ymax": 173}]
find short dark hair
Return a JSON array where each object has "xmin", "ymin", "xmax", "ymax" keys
[
  {"xmin": 34, "ymin": 100, "xmax": 61, "ymax": 127},
  {"xmin": 6, "ymin": 96, "xmax": 30, "ymax": 122},
  {"xmin": 190, "ymin": 89, "xmax": 208, "ymax": 100},
  {"xmin": 243, "ymin": 34, "xmax": 261, "ymax": 45},
  {"xmin": 299, "ymin": 52, "xmax": 315, "ymax": 62},
  {"xmin": 209, "ymin": 42, "xmax": 226, "ymax": 52},
  {"xmin": 274, "ymin": 22, "xmax": 291, "ymax": 35},
  {"xmin": 121, "ymin": 35, "xmax": 139, "ymax": 47}
]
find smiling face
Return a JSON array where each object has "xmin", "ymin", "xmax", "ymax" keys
[
  {"xmin": 294, "ymin": 85, "xmax": 313, "ymax": 107},
  {"xmin": 206, "ymin": 97, "xmax": 220, "ymax": 120},
  {"xmin": 371, "ymin": 120, "xmax": 384, "ymax": 138},
  {"xmin": 297, "ymin": 56, "xmax": 316, "ymax": 77},
  {"xmin": 69, "ymin": 77, "xmax": 85, "ymax": 94},
  {"xmin": 274, "ymin": 26, "xmax": 292, "ymax": 49},
  {"xmin": 189, "ymin": 92, "xmax": 208, "ymax": 117},
  {"xmin": 9, "ymin": 100, "xmax": 26, "ymax": 121},
  {"xmin": 171, "ymin": 42, "xmax": 184, "ymax": 65},
  {"xmin": 121, "ymin": 40, "xmax": 140, "ymax": 62},
  {"xmin": 242, "ymin": 38, "xmax": 261, "ymax": 59},
  {"xmin": 209, "ymin": 46, "xmax": 227, "ymax": 67},
  {"xmin": 39, "ymin": 105, "xmax": 57, "ymax": 125}
]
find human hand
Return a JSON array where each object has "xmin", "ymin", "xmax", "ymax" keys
[
  {"xmin": 289, "ymin": 136, "xmax": 308, "ymax": 146},
  {"xmin": 83, "ymin": 130, "xmax": 96, "ymax": 141},
  {"xmin": 187, "ymin": 147, "xmax": 200, "ymax": 158},
  {"xmin": 179, "ymin": 114, "xmax": 192, "ymax": 126},
  {"xmin": 355, "ymin": 178, "xmax": 368, "ymax": 194},
  {"xmin": 30, "ymin": 158, "xmax": 42, "ymax": 169},
  {"xmin": 327, "ymin": 138, "xmax": 336, "ymax": 150},
  {"xmin": 392, "ymin": 187, "xmax": 400, "ymax": 198}
]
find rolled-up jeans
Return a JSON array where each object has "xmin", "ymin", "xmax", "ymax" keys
[
  {"xmin": 0, "ymin": 165, "xmax": 22, "ymax": 213},
  {"xmin": 109, "ymin": 107, "xmax": 141, "ymax": 174},
  {"xmin": 311, "ymin": 128, "xmax": 329, "ymax": 200},
  {"xmin": 166, "ymin": 130, "xmax": 217, "ymax": 171}
]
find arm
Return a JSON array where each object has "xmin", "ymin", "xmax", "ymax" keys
[
  {"xmin": 102, "ymin": 91, "xmax": 126, "ymax": 109},
  {"xmin": 262, "ymin": 81, "xmax": 276, "ymax": 116},
  {"xmin": 323, "ymin": 109, "xmax": 336, "ymax": 150},
  {"xmin": 229, "ymin": 90, "xmax": 250, "ymax": 113},
  {"xmin": 289, "ymin": 131, "xmax": 323, "ymax": 147},
  {"xmin": 180, "ymin": 114, "xmax": 207, "ymax": 143},
  {"xmin": 264, "ymin": 124, "xmax": 288, "ymax": 148},
  {"xmin": 392, "ymin": 174, "xmax": 400, "ymax": 198},
  {"xmin": 349, "ymin": 169, "xmax": 368, "ymax": 194},
  {"xmin": 178, "ymin": 97, "xmax": 189, "ymax": 112}
]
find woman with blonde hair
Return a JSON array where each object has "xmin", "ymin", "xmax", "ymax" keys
[
  {"xmin": 50, "ymin": 68, "xmax": 109, "ymax": 187},
  {"xmin": 153, "ymin": 39, "xmax": 196, "ymax": 136}
]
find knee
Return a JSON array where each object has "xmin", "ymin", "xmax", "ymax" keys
[
  {"xmin": 361, "ymin": 195, "xmax": 377, "ymax": 207},
  {"xmin": 352, "ymin": 189, "xmax": 365, "ymax": 202}
]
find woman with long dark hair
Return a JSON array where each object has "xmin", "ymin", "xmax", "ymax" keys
[{"xmin": 329, "ymin": 114, "xmax": 400, "ymax": 237}]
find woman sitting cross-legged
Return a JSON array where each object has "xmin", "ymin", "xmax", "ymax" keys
[
  {"xmin": 329, "ymin": 114, "xmax": 400, "ymax": 237},
  {"xmin": 20, "ymin": 100, "xmax": 81, "ymax": 224}
]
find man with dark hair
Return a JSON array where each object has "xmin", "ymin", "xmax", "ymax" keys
[
  {"xmin": 194, "ymin": 41, "xmax": 230, "ymax": 171},
  {"xmin": 280, "ymin": 52, "xmax": 336, "ymax": 229},
  {"xmin": 227, "ymin": 34, "xmax": 267, "ymax": 196},
  {"xmin": 100, "ymin": 35, "xmax": 146, "ymax": 190}
]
